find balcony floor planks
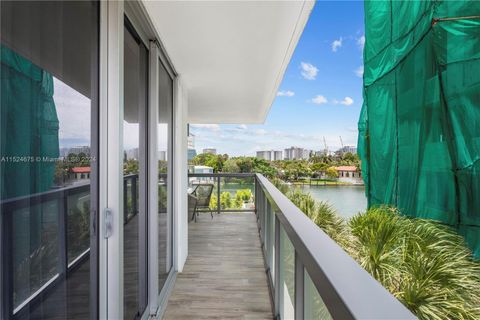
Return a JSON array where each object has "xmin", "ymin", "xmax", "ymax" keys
[{"xmin": 164, "ymin": 212, "xmax": 273, "ymax": 319}]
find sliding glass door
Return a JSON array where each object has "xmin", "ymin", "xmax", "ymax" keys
[
  {"xmin": 123, "ymin": 19, "xmax": 148, "ymax": 319},
  {"xmin": 157, "ymin": 60, "xmax": 174, "ymax": 292},
  {"xmin": 1, "ymin": 1, "xmax": 99, "ymax": 319}
]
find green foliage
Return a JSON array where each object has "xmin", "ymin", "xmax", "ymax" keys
[
  {"xmin": 192, "ymin": 153, "xmax": 228, "ymax": 172},
  {"xmin": 220, "ymin": 192, "xmax": 232, "ymax": 209},
  {"xmin": 223, "ymin": 159, "xmax": 240, "ymax": 173},
  {"xmin": 279, "ymin": 180, "xmax": 480, "ymax": 319},
  {"xmin": 221, "ymin": 156, "xmax": 278, "ymax": 178},
  {"xmin": 234, "ymin": 189, "xmax": 253, "ymax": 208},
  {"xmin": 209, "ymin": 193, "xmax": 217, "ymax": 210},
  {"xmin": 124, "ymin": 159, "xmax": 139, "ymax": 174},
  {"xmin": 349, "ymin": 207, "xmax": 480, "ymax": 320},
  {"xmin": 325, "ymin": 167, "xmax": 339, "ymax": 179},
  {"xmin": 287, "ymin": 189, "xmax": 350, "ymax": 249},
  {"xmin": 282, "ymin": 160, "xmax": 311, "ymax": 180},
  {"xmin": 209, "ymin": 189, "xmax": 253, "ymax": 210}
]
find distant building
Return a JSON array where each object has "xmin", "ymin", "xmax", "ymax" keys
[
  {"xmin": 284, "ymin": 147, "xmax": 309, "ymax": 160},
  {"xmin": 203, "ymin": 148, "xmax": 217, "ymax": 155},
  {"xmin": 69, "ymin": 145, "xmax": 91, "ymax": 155},
  {"xmin": 70, "ymin": 166, "xmax": 91, "ymax": 180},
  {"xmin": 273, "ymin": 151, "xmax": 283, "ymax": 160},
  {"xmin": 334, "ymin": 166, "xmax": 363, "ymax": 185},
  {"xmin": 336, "ymin": 145, "xmax": 357, "ymax": 155},
  {"xmin": 187, "ymin": 133, "xmax": 197, "ymax": 160},
  {"xmin": 256, "ymin": 150, "xmax": 283, "ymax": 161},
  {"xmin": 187, "ymin": 149, "xmax": 197, "ymax": 161}
]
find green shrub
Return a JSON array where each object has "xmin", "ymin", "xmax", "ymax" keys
[{"xmin": 275, "ymin": 176, "xmax": 480, "ymax": 319}]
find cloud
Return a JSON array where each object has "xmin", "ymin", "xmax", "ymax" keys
[
  {"xmin": 255, "ymin": 129, "xmax": 268, "ymax": 136},
  {"xmin": 277, "ymin": 90, "xmax": 295, "ymax": 97},
  {"xmin": 357, "ymin": 35, "xmax": 365, "ymax": 50},
  {"xmin": 355, "ymin": 65, "xmax": 364, "ymax": 78},
  {"xmin": 237, "ymin": 124, "xmax": 248, "ymax": 130},
  {"xmin": 190, "ymin": 124, "xmax": 220, "ymax": 131},
  {"xmin": 331, "ymin": 37, "xmax": 343, "ymax": 52},
  {"xmin": 337, "ymin": 97, "xmax": 354, "ymax": 106},
  {"xmin": 300, "ymin": 62, "xmax": 318, "ymax": 80},
  {"xmin": 310, "ymin": 95, "xmax": 328, "ymax": 105}
]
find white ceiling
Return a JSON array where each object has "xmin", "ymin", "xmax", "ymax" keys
[{"xmin": 143, "ymin": 0, "xmax": 314, "ymax": 124}]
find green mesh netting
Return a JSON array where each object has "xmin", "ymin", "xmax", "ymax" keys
[
  {"xmin": 358, "ymin": 0, "xmax": 480, "ymax": 256},
  {"xmin": 1, "ymin": 45, "xmax": 59, "ymax": 200}
]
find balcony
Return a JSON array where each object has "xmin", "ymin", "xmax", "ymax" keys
[
  {"xmin": 2, "ymin": 173, "xmax": 415, "ymax": 319},
  {"xmin": 165, "ymin": 173, "xmax": 415, "ymax": 319}
]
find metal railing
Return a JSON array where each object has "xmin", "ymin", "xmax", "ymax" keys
[
  {"xmin": 188, "ymin": 173, "xmax": 256, "ymax": 215},
  {"xmin": 254, "ymin": 173, "xmax": 416, "ymax": 319},
  {"xmin": 1, "ymin": 172, "xmax": 417, "ymax": 319},
  {"xmin": 0, "ymin": 174, "xmax": 140, "ymax": 319}
]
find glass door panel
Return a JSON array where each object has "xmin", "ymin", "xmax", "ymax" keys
[
  {"xmin": 1, "ymin": 1, "xmax": 99, "ymax": 319},
  {"xmin": 123, "ymin": 21, "xmax": 148, "ymax": 319},
  {"xmin": 157, "ymin": 60, "xmax": 173, "ymax": 292}
]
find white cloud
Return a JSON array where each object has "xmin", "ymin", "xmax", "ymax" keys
[
  {"xmin": 331, "ymin": 37, "xmax": 343, "ymax": 52},
  {"xmin": 237, "ymin": 124, "xmax": 248, "ymax": 130},
  {"xmin": 190, "ymin": 124, "xmax": 220, "ymax": 131},
  {"xmin": 310, "ymin": 95, "xmax": 328, "ymax": 105},
  {"xmin": 355, "ymin": 65, "xmax": 364, "ymax": 78},
  {"xmin": 357, "ymin": 35, "xmax": 365, "ymax": 50},
  {"xmin": 255, "ymin": 129, "xmax": 268, "ymax": 136},
  {"xmin": 277, "ymin": 90, "xmax": 295, "ymax": 97},
  {"xmin": 338, "ymin": 97, "xmax": 354, "ymax": 106},
  {"xmin": 300, "ymin": 62, "xmax": 318, "ymax": 80}
]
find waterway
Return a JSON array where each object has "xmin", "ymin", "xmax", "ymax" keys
[{"xmin": 296, "ymin": 185, "xmax": 367, "ymax": 219}]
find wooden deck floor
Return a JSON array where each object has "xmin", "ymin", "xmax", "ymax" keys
[{"xmin": 163, "ymin": 212, "xmax": 273, "ymax": 319}]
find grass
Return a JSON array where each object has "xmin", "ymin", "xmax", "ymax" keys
[{"xmin": 273, "ymin": 178, "xmax": 480, "ymax": 319}]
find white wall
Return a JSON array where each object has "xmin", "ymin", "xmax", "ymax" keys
[{"xmin": 174, "ymin": 76, "xmax": 188, "ymax": 271}]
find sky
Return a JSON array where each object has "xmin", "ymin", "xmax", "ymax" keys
[{"xmin": 191, "ymin": 1, "xmax": 365, "ymax": 156}]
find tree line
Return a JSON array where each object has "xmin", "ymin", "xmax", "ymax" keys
[{"xmin": 190, "ymin": 152, "xmax": 361, "ymax": 181}]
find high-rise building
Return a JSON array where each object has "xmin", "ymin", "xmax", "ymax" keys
[
  {"xmin": 336, "ymin": 145, "xmax": 357, "ymax": 155},
  {"xmin": 187, "ymin": 133, "xmax": 197, "ymax": 161},
  {"xmin": 203, "ymin": 148, "xmax": 217, "ymax": 155},
  {"xmin": 273, "ymin": 151, "xmax": 283, "ymax": 160},
  {"xmin": 284, "ymin": 147, "xmax": 309, "ymax": 160},
  {"xmin": 256, "ymin": 150, "xmax": 283, "ymax": 161}
]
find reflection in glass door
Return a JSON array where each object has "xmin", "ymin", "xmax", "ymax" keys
[
  {"xmin": 157, "ymin": 59, "xmax": 173, "ymax": 293},
  {"xmin": 0, "ymin": 1, "xmax": 99, "ymax": 319},
  {"xmin": 123, "ymin": 20, "xmax": 148, "ymax": 319}
]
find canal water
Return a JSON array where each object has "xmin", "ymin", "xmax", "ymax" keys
[{"xmin": 296, "ymin": 185, "xmax": 367, "ymax": 219}]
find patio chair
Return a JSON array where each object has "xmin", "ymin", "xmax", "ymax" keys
[{"xmin": 191, "ymin": 184, "xmax": 214, "ymax": 222}]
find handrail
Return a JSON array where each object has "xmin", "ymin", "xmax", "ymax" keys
[
  {"xmin": 188, "ymin": 172, "xmax": 255, "ymax": 178},
  {"xmin": 254, "ymin": 173, "xmax": 416, "ymax": 319}
]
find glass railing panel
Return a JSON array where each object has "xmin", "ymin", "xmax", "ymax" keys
[
  {"xmin": 12, "ymin": 200, "xmax": 61, "ymax": 310},
  {"xmin": 279, "ymin": 225, "xmax": 295, "ymax": 319},
  {"xmin": 67, "ymin": 188, "xmax": 90, "ymax": 264},
  {"xmin": 268, "ymin": 203, "xmax": 276, "ymax": 286},
  {"xmin": 304, "ymin": 269, "xmax": 333, "ymax": 320},
  {"xmin": 219, "ymin": 176, "xmax": 255, "ymax": 211}
]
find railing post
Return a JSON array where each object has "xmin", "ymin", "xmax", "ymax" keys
[
  {"xmin": 217, "ymin": 175, "xmax": 221, "ymax": 215},
  {"xmin": 294, "ymin": 252, "xmax": 304, "ymax": 320},
  {"xmin": 59, "ymin": 190, "xmax": 68, "ymax": 273},
  {"xmin": 132, "ymin": 175, "xmax": 137, "ymax": 215},
  {"xmin": 1, "ymin": 205, "xmax": 13, "ymax": 319},
  {"xmin": 123, "ymin": 178, "xmax": 128, "ymax": 223}
]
